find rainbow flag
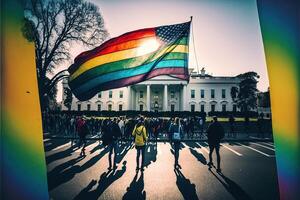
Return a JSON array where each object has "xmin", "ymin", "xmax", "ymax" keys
[{"xmin": 68, "ymin": 21, "xmax": 191, "ymax": 101}]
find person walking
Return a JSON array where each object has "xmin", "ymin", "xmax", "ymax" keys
[
  {"xmin": 206, "ymin": 116, "xmax": 225, "ymax": 173},
  {"xmin": 169, "ymin": 117, "xmax": 183, "ymax": 169},
  {"xmin": 132, "ymin": 117, "xmax": 147, "ymax": 172},
  {"xmin": 76, "ymin": 116, "xmax": 89, "ymax": 156},
  {"xmin": 102, "ymin": 119, "xmax": 119, "ymax": 170},
  {"xmin": 118, "ymin": 117, "xmax": 125, "ymax": 140}
]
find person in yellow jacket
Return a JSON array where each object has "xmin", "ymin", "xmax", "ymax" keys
[{"xmin": 132, "ymin": 117, "xmax": 148, "ymax": 171}]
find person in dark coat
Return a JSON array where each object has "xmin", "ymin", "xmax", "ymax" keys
[
  {"xmin": 110, "ymin": 118, "xmax": 122, "ymax": 169},
  {"xmin": 102, "ymin": 118, "xmax": 120, "ymax": 170},
  {"xmin": 76, "ymin": 116, "xmax": 89, "ymax": 156},
  {"xmin": 206, "ymin": 116, "xmax": 224, "ymax": 173}
]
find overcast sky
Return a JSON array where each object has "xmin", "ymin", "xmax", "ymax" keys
[{"xmin": 55, "ymin": 0, "xmax": 270, "ymax": 102}]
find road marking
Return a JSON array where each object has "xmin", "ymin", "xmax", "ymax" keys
[
  {"xmin": 194, "ymin": 147, "xmax": 205, "ymax": 155},
  {"xmin": 262, "ymin": 142, "xmax": 275, "ymax": 147},
  {"xmin": 221, "ymin": 144, "xmax": 243, "ymax": 156},
  {"xmin": 147, "ymin": 146, "xmax": 150, "ymax": 153},
  {"xmin": 43, "ymin": 138, "xmax": 51, "ymax": 142},
  {"xmin": 196, "ymin": 142, "xmax": 209, "ymax": 154},
  {"xmin": 90, "ymin": 135, "xmax": 98, "ymax": 138},
  {"xmin": 251, "ymin": 143, "xmax": 275, "ymax": 151},
  {"xmin": 51, "ymin": 142, "xmax": 71, "ymax": 151},
  {"xmin": 236, "ymin": 142, "xmax": 274, "ymax": 157},
  {"xmin": 44, "ymin": 142, "xmax": 52, "ymax": 147}
]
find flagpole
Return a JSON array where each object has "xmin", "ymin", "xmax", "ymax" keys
[{"xmin": 190, "ymin": 16, "xmax": 200, "ymax": 74}]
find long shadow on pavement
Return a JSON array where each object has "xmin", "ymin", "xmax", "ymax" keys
[
  {"xmin": 44, "ymin": 139, "xmax": 71, "ymax": 152},
  {"xmin": 73, "ymin": 161, "xmax": 127, "ymax": 200},
  {"xmin": 209, "ymin": 169, "xmax": 252, "ymax": 200},
  {"xmin": 189, "ymin": 148, "xmax": 207, "ymax": 165},
  {"xmin": 115, "ymin": 141, "xmax": 133, "ymax": 164},
  {"xmin": 89, "ymin": 142, "xmax": 105, "ymax": 154},
  {"xmin": 122, "ymin": 172, "xmax": 146, "ymax": 200},
  {"xmin": 48, "ymin": 146, "xmax": 110, "ymax": 191},
  {"xmin": 174, "ymin": 168, "xmax": 199, "ymax": 200},
  {"xmin": 144, "ymin": 142, "xmax": 157, "ymax": 168},
  {"xmin": 46, "ymin": 146, "xmax": 77, "ymax": 165},
  {"xmin": 185, "ymin": 142, "xmax": 201, "ymax": 149},
  {"xmin": 46, "ymin": 140, "xmax": 95, "ymax": 165}
]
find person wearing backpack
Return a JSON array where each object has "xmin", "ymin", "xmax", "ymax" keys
[
  {"xmin": 132, "ymin": 117, "xmax": 147, "ymax": 172},
  {"xmin": 169, "ymin": 117, "xmax": 183, "ymax": 169},
  {"xmin": 206, "ymin": 116, "xmax": 225, "ymax": 173}
]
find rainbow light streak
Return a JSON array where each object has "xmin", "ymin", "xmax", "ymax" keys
[
  {"xmin": 257, "ymin": 1, "xmax": 300, "ymax": 199},
  {"xmin": 2, "ymin": 0, "xmax": 49, "ymax": 199}
]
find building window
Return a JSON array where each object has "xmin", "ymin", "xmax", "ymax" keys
[
  {"xmin": 109, "ymin": 91, "xmax": 113, "ymax": 98},
  {"xmin": 108, "ymin": 104, "xmax": 112, "ymax": 111},
  {"xmin": 233, "ymin": 105, "xmax": 237, "ymax": 112},
  {"xmin": 211, "ymin": 104, "xmax": 215, "ymax": 112},
  {"xmin": 171, "ymin": 91, "xmax": 175, "ymax": 99},
  {"xmin": 191, "ymin": 89, "xmax": 195, "ymax": 98},
  {"xmin": 140, "ymin": 91, "xmax": 144, "ymax": 98},
  {"xmin": 140, "ymin": 104, "xmax": 143, "ymax": 111},
  {"xmin": 87, "ymin": 104, "xmax": 91, "ymax": 111},
  {"xmin": 211, "ymin": 89, "xmax": 215, "ymax": 99},
  {"xmin": 201, "ymin": 89, "xmax": 205, "ymax": 98},
  {"xmin": 191, "ymin": 104, "xmax": 195, "ymax": 112},
  {"xmin": 97, "ymin": 104, "xmax": 101, "ymax": 111},
  {"xmin": 171, "ymin": 104, "xmax": 175, "ymax": 112},
  {"xmin": 222, "ymin": 89, "xmax": 226, "ymax": 98},
  {"xmin": 77, "ymin": 104, "xmax": 81, "ymax": 111},
  {"xmin": 201, "ymin": 104, "xmax": 205, "ymax": 112},
  {"xmin": 119, "ymin": 104, "xmax": 123, "ymax": 111},
  {"xmin": 222, "ymin": 104, "xmax": 226, "ymax": 112},
  {"xmin": 119, "ymin": 90, "xmax": 123, "ymax": 98},
  {"xmin": 98, "ymin": 92, "xmax": 102, "ymax": 98}
]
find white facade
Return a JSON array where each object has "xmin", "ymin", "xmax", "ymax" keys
[{"xmin": 62, "ymin": 69, "xmax": 240, "ymax": 113}]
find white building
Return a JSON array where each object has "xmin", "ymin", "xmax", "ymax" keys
[{"xmin": 62, "ymin": 68, "xmax": 240, "ymax": 113}]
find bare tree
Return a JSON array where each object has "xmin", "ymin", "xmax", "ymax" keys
[{"xmin": 22, "ymin": 0, "xmax": 108, "ymax": 110}]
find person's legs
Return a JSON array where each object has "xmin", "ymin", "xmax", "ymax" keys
[
  {"xmin": 113, "ymin": 141, "xmax": 118, "ymax": 168},
  {"xmin": 174, "ymin": 142, "xmax": 179, "ymax": 167},
  {"xmin": 81, "ymin": 136, "xmax": 87, "ymax": 155},
  {"xmin": 216, "ymin": 144, "xmax": 221, "ymax": 171},
  {"xmin": 136, "ymin": 146, "xmax": 141, "ymax": 170},
  {"xmin": 108, "ymin": 143, "xmax": 113, "ymax": 169},
  {"xmin": 208, "ymin": 144, "xmax": 215, "ymax": 165},
  {"xmin": 141, "ymin": 145, "xmax": 145, "ymax": 170}
]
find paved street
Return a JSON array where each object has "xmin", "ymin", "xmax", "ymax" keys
[{"xmin": 44, "ymin": 138, "xmax": 279, "ymax": 200}]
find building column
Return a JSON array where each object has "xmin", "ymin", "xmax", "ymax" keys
[
  {"xmin": 147, "ymin": 85, "xmax": 151, "ymax": 111},
  {"xmin": 127, "ymin": 86, "xmax": 131, "ymax": 110},
  {"xmin": 163, "ymin": 84, "xmax": 168, "ymax": 111},
  {"xmin": 182, "ymin": 85, "xmax": 187, "ymax": 111}
]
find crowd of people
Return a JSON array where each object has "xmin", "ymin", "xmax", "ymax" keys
[
  {"xmin": 72, "ymin": 115, "xmax": 225, "ymax": 172},
  {"xmin": 42, "ymin": 112, "xmax": 209, "ymax": 140}
]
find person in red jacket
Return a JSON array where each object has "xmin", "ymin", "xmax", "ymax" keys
[{"xmin": 76, "ymin": 116, "xmax": 89, "ymax": 156}]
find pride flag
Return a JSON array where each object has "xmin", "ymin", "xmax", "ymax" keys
[{"xmin": 68, "ymin": 21, "xmax": 191, "ymax": 101}]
